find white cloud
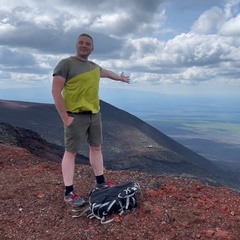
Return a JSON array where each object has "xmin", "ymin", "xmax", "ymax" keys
[
  {"xmin": 191, "ymin": 6, "xmax": 224, "ymax": 34},
  {"xmin": 220, "ymin": 14, "xmax": 240, "ymax": 36},
  {"xmin": 0, "ymin": 0, "xmax": 239, "ymax": 96}
]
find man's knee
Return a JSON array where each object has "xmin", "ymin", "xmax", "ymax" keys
[
  {"xmin": 90, "ymin": 145, "xmax": 101, "ymax": 152},
  {"xmin": 64, "ymin": 151, "xmax": 77, "ymax": 159}
]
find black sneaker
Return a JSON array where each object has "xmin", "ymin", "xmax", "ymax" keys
[
  {"xmin": 94, "ymin": 180, "xmax": 115, "ymax": 191},
  {"xmin": 64, "ymin": 191, "xmax": 86, "ymax": 207}
]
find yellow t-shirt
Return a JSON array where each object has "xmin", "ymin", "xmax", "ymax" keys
[{"xmin": 53, "ymin": 56, "xmax": 101, "ymax": 113}]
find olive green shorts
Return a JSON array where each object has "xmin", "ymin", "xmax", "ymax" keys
[{"xmin": 64, "ymin": 112, "xmax": 103, "ymax": 153}]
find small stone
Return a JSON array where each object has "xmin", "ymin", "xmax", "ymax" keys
[{"xmin": 205, "ymin": 229, "xmax": 215, "ymax": 238}]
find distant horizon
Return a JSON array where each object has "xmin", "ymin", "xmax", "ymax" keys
[{"xmin": 1, "ymin": 85, "xmax": 240, "ymax": 105}]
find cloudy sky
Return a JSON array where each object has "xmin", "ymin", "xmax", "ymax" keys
[{"xmin": 0, "ymin": 0, "xmax": 240, "ymax": 102}]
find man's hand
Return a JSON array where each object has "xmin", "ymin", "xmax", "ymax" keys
[
  {"xmin": 120, "ymin": 72, "xmax": 130, "ymax": 84},
  {"xmin": 63, "ymin": 116, "xmax": 74, "ymax": 127},
  {"xmin": 100, "ymin": 69, "xmax": 130, "ymax": 84}
]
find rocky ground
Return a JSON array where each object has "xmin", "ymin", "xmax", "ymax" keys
[{"xmin": 1, "ymin": 142, "xmax": 240, "ymax": 240}]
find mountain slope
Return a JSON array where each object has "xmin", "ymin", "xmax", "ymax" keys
[{"xmin": 0, "ymin": 99, "xmax": 238, "ymax": 187}]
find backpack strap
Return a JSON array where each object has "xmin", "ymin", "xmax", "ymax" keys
[
  {"xmin": 101, "ymin": 217, "xmax": 115, "ymax": 224},
  {"xmin": 72, "ymin": 206, "xmax": 90, "ymax": 218},
  {"xmin": 87, "ymin": 200, "xmax": 117, "ymax": 224}
]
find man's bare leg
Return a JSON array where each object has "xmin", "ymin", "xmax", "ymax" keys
[
  {"xmin": 89, "ymin": 145, "xmax": 104, "ymax": 176},
  {"xmin": 62, "ymin": 150, "xmax": 76, "ymax": 186}
]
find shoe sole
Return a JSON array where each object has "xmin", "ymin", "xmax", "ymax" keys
[{"xmin": 64, "ymin": 199, "xmax": 86, "ymax": 208}]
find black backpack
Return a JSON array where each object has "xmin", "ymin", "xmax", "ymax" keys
[{"xmin": 73, "ymin": 181, "xmax": 139, "ymax": 224}]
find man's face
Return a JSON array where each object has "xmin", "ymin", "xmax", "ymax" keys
[{"xmin": 76, "ymin": 35, "xmax": 94, "ymax": 58}]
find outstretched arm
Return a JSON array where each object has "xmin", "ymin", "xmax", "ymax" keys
[{"xmin": 100, "ymin": 69, "xmax": 130, "ymax": 84}]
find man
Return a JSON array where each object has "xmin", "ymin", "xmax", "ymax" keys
[{"xmin": 52, "ymin": 33, "xmax": 130, "ymax": 207}]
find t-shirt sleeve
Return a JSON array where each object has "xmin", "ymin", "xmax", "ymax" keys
[
  {"xmin": 52, "ymin": 58, "xmax": 70, "ymax": 79},
  {"xmin": 89, "ymin": 61, "xmax": 102, "ymax": 71}
]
